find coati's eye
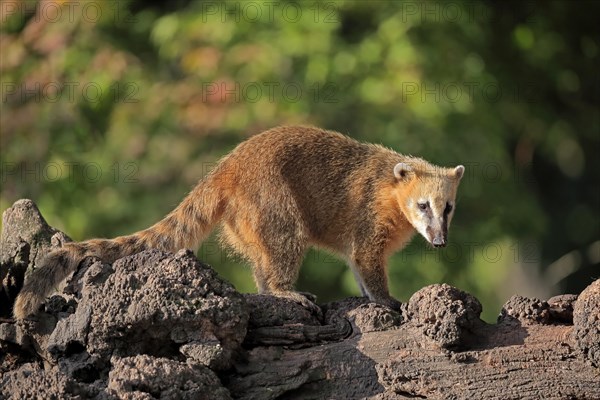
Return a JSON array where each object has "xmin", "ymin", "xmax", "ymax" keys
[
  {"xmin": 418, "ymin": 202, "xmax": 429, "ymax": 211},
  {"xmin": 444, "ymin": 202, "xmax": 453, "ymax": 214}
]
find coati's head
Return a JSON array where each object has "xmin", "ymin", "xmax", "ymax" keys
[{"xmin": 394, "ymin": 161, "xmax": 465, "ymax": 248}]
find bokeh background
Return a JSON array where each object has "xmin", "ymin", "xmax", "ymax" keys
[{"xmin": 1, "ymin": 0, "xmax": 598, "ymax": 321}]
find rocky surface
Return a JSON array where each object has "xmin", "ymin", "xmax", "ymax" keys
[
  {"xmin": 0, "ymin": 200, "xmax": 249, "ymax": 398},
  {"xmin": 0, "ymin": 199, "xmax": 70, "ymax": 317},
  {"xmin": 498, "ymin": 294, "xmax": 550, "ymax": 324},
  {"xmin": 107, "ymin": 355, "xmax": 231, "ymax": 400},
  {"xmin": 1, "ymin": 199, "xmax": 599, "ymax": 400},
  {"xmin": 573, "ymin": 279, "xmax": 600, "ymax": 367},
  {"xmin": 547, "ymin": 294, "xmax": 578, "ymax": 323},
  {"xmin": 406, "ymin": 283, "xmax": 483, "ymax": 349},
  {"xmin": 0, "ymin": 246, "xmax": 248, "ymax": 397}
]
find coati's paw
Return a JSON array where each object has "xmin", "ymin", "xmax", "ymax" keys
[
  {"xmin": 273, "ymin": 290, "xmax": 323, "ymax": 318},
  {"xmin": 298, "ymin": 291, "xmax": 318, "ymax": 303},
  {"xmin": 374, "ymin": 296, "xmax": 402, "ymax": 311}
]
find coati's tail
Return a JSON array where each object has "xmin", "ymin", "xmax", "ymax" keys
[{"xmin": 13, "ymin": 176, "xmax": 224, "ymax": 319}]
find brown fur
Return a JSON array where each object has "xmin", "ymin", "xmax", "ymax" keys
[{"xmin": 13, "ymin": 126, "xmax": 464, "ymax": 319}]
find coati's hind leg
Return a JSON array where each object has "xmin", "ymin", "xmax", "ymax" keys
[
  {"xmin": 221, "ymin": 223, "xmax": 268, "ymax": 293},
  {"xmin": 260, "ymin": 254, "xmax": 322, "ymax": 315},
  {"xmin": 255, "ymin": 217, "xmax": 322, "ymax": 315},
  {"xmin": 223, "ymin": 213, "xmax": 321, "ymax": 315}
]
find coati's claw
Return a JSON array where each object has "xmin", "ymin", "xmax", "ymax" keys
[
  {"xmin": 299, "ymin": 296, "xmax": 323, "ymax": 319},
  {"xmin": 273, "ymin": 290, "xmax": 323, "ymax": 318},
  {"xmin": 298, "ymin": 291, "xmax": 318, "ymax": 304}
]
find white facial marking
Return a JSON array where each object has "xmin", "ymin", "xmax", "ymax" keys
[{"xmin": 412, "ymin": 197, "xmax": 431, "ymax": 243}]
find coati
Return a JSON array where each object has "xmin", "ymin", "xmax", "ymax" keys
[{"xmin": 13, "ymin": 126, "xmax": 464, "ymax": 319}]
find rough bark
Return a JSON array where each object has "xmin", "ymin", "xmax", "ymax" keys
[{"xmin": 1, "ymin": 199, "xmax": 599, "ymax": 400}]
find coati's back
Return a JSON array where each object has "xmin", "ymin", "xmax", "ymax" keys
[{"xmin": 221, "ymin": 126, "xmax": 408, "ymax": 246}]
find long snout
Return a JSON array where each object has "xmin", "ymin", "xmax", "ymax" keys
[
  {"xmin": 432, "ymin": 234, "xmax": 446, "ymax": 248},
  {"xmin": 426, "ymin": 225, "xmax": 447, "ymax": 248}
]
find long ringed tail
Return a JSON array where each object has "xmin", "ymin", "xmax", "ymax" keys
[{"xmin": 13, "ymin": 175, "xmax": 224, "ymax": 319}]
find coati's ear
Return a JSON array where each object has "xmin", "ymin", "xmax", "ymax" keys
[
  {"xmin": 453, "ymin": 165, "xmax": 465, "ymax": 180},
  {"xmin": 394, "ymin": 162, "xmax": 413, "ymax": 180}
]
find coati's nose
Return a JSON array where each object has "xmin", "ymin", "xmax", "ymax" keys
[{"xmin": 432, "ymin": 236, "xmax": 446, "ymax": 248}]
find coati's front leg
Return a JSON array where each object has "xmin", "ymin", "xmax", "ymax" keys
[{"xmin": 351, "ymin": 241, "xmax": 402, "ymax": 311}]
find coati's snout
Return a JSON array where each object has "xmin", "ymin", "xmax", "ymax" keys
[
  {"xmin": 427, "ymin": 226, "xmax": 447, "ymax": 248},
  {"xmin": 432, "ymin": 236, "xmax": 446, "ymax": 248},
  {"xmin": 415, "ymin": 213, "xmax": 449, "ymax": 248}
]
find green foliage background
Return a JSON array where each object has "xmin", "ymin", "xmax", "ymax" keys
[{"xmin": 2, "ymin": 0, "xmax": 598, "ymax": 321}]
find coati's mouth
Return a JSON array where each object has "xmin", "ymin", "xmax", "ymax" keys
[{"xmin": 432, "ymin": 238, "xmax": 446, "ymax": 248}]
